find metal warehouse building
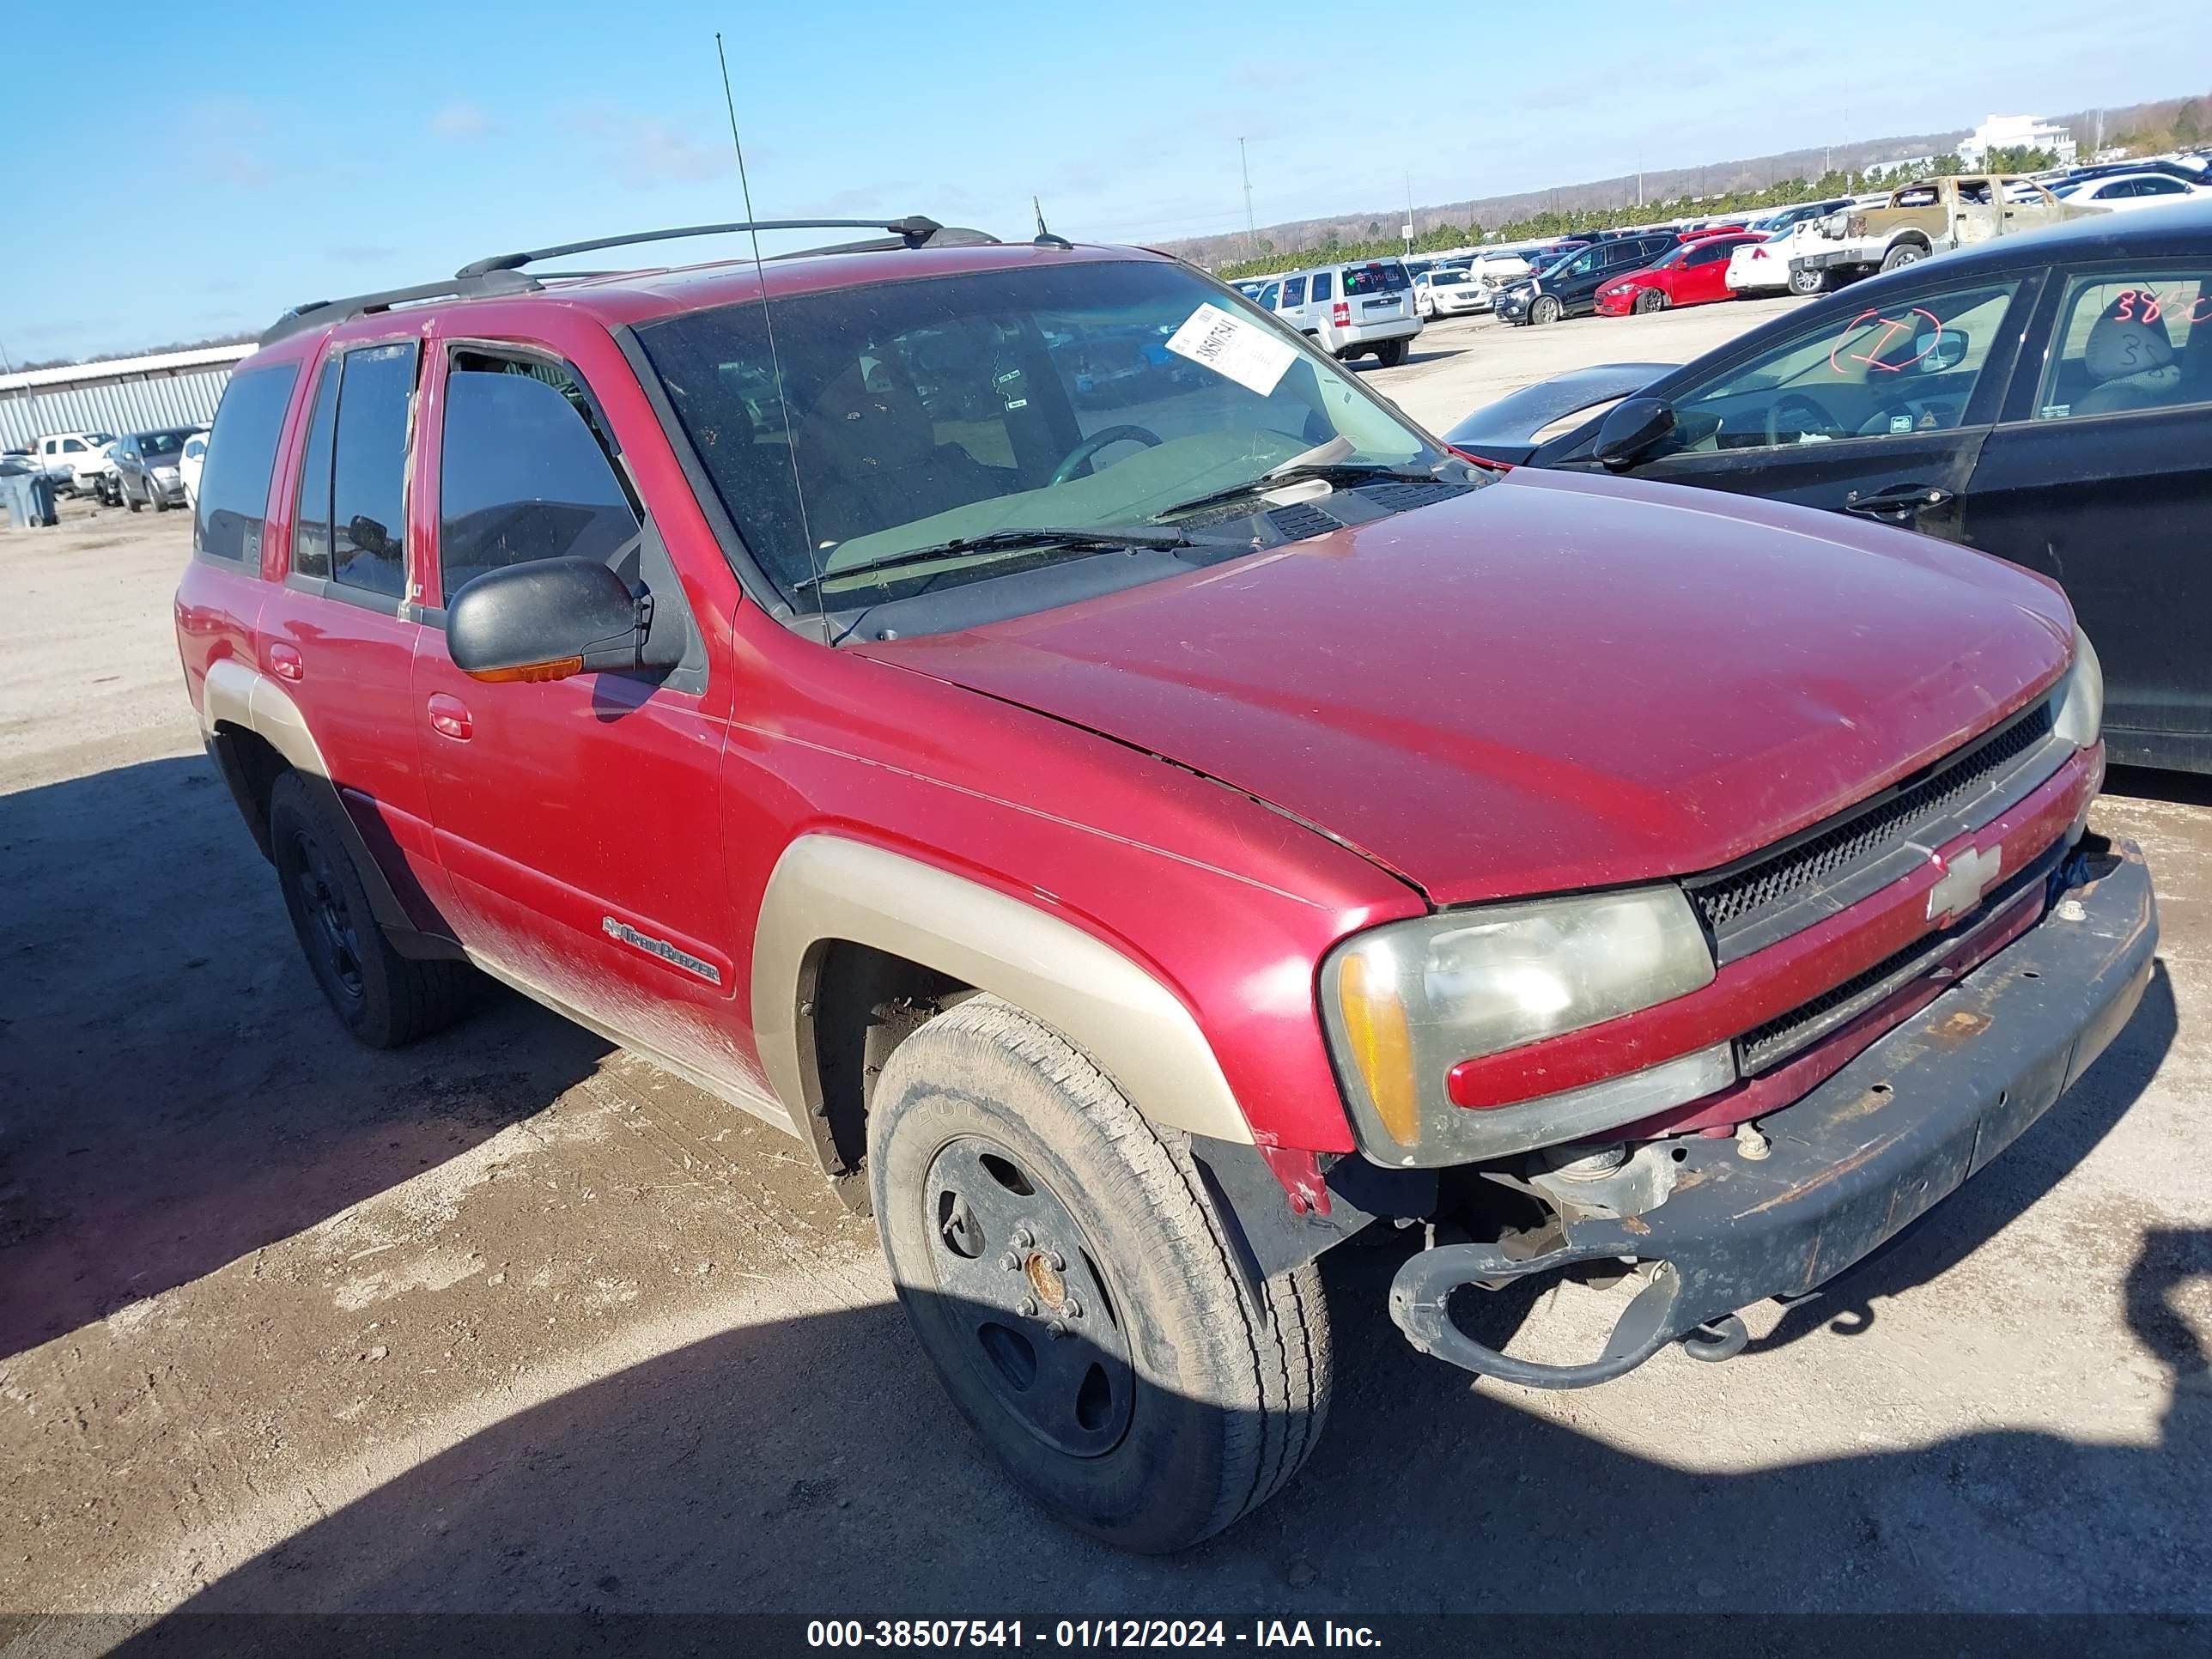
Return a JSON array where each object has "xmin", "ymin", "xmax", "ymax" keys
[{"xmin": 0, "ymin": 343, "xmax": 254, "ymax": 450}]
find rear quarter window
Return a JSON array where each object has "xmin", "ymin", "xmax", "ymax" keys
[{"xmin": 194, "ymin": 363, "xmax": 301, "ymax": 568}]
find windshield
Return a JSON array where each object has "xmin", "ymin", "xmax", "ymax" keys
[
  {"xmin": 639, "ymin": 258, "xmax": 1438, "ymax": 604},
  {"xmin": 1429, "ymin": 270, "xmax": 1469, "ymax": 288},
  {"xmin": 1528, "ymin": 246, "xmax": 1581, "ymax": 278},
  {"xmin": 139, "ymin": 430, "xmax": 189, "ymax": 457}
]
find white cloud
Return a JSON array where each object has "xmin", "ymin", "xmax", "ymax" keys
[{"xmin": 431, "ymin": 101, "xmax": 491, "ymax": 142}]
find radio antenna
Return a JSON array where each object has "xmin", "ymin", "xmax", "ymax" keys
[{"xmin": 717, "ymin": 31, "xmax": 826, "ymax": 634}]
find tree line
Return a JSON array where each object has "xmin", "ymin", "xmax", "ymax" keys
[{"xmin": 1213, "ymin": 148, "xmax": 2070, "ymax": 282}]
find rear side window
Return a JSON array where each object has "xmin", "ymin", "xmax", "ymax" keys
[
  {"xmin": 291, "ymin": 361, "xmax": 340, "ymax": 580},
  {"xmin": 437, "ymin": 350, "xmax": 641, "ymax": 604},
  {"xmin": 193, "ymin": 362, "xmax": 299, "ymax": 567},
  {"xmin": 1310, "ymin": 272, "xmax": 1334, "ymax": 302},
  {"xmin": 326, "ymin": 343, "xmax": 417, "ymax": 599}
]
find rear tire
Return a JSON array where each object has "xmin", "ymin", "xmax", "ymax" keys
[
  {"xmin": 267, "ymin": 772, "xmax": 480, "ymax": 1048},
  {"xmin": 1374, "ymin": 338, "xmax": 1407, "ymax": 368},
  {"xmin": 1787, "ymin": 265, "xmax": 1827, "ymax": 296},
  {"xmin": 868, "ymin": 994, "xmax": 1332, "ymax": 1553},
  {"xmin": 1879, "ymin": 241, "xmax": 1927, "ymax": 273}
]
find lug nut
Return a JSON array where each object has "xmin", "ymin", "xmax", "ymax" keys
[
  {"xmin": 1046, "ymin": 1319, "xmax": 1069, "ymax": 1340},
  {"xmin": 999, "ymin": 1251, "xmax": 1022, "ymax": 1272},
  {"xmin": 1010, "ymin": 1226, "xmax": 1035, "ymax": 1249},
  {"xmin": 1017, "ymin": 1297, "xmax": 1038, "ymax": 1317},
  {"xmin": 1043, "ymin": 1250, "xmax": 1066, "ymax": 1272},
  {"xmin": 1061, "ymin": 1297, "xmax": 1084, "ymax": 1320}
]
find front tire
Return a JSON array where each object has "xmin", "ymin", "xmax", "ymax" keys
[
  {"xmin": 267, "ymin": 772, "xmax": 480, "ymax": 1048},
  {"xmin": 1530, "ymin": 294, "xmax": 1562, "ymax": 325},
  {"xmin": 125, "ymin": 475, "xmax": 142, "ymax": 512},
  {"xmin": 868, "ymin": 995, "xmax": 1332, "ymax": 1553},
  {"xmin": 1632, "ymin": 289, "xmax": 1667, "ymax": 314}
]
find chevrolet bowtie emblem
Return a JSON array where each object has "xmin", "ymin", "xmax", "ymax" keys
[{"xmin": 1927, "ymin": 843, "xmax": 2002, "ymax": 925}]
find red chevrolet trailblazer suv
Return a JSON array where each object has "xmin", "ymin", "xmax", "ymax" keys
[{"xmin": 177, "ymin": 216, "xmax": 2153, "ymax": 1552}]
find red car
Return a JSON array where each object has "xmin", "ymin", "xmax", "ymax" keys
[
  {"xmin": 1595, "ymin": 232, "xmax": 1765, "ymax": 313},
  {"xmin": 176, "ymin": 220, "xmax": 2150, "ymax": 1552}
]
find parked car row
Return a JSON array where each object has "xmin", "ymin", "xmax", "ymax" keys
[
  {"xmin": 1246, "ymin": 257, "xmax": 1422, "ymax": 362},
  {"xmin": 9, "ymin": 423, "xmax": 210, "ymax": 510},
  {"xmin": 1446, "ymin": 199, "xmax": 2212, "ymax": 773}
]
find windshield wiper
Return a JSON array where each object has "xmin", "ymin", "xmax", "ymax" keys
[
  {"xmin": 793, "ymin": 525, "xmax": 1196, "ymax": 593},
  {"xmin": 1152, "ymin": 461, "xmax": 1437, "ymax": 521}
]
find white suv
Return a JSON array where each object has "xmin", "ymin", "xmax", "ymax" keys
[{"xmin": 1257, "ymin": 258, "xmax": 1422, "ymax": 363}]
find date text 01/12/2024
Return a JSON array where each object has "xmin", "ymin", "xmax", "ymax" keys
[{"xmin": 805, "ymin": 1620, "xmax": 1383, "ymax": 1649}]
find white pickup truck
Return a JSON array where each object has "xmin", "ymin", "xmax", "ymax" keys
[{"xmin": 33, "ymin": 431, "xmax": 118, "ymax": 495}]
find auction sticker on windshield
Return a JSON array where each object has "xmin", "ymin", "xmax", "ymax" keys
[{"xmin": 1165, "ymin": 304, "xmax": 1297, "ymax": 396}]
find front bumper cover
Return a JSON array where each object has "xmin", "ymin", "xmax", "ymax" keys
[{"xmin": 1389, "ymin": 840, "xmax": 2155, "ymax": 1388}]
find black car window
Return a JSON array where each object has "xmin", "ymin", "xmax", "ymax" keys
[
  {"xmin": 2034, "ymin": 270, "xmax": 2211, "ymax": 422},
  {"xmin": 1683, "ymin": 240, "xmax": 1733, "ymax": 268},
  {"xmin": 1259, "ymin": 282, "xmax": 1279, "ymax": 309},
  {"xmin": 1656, "ymin": 279, "xmax": 2022, "ymax": 454},
  {"xmin": 1282, "ymin": 276, "xmax": 1308, "ymax": 307},
  {"xmin": 292, "ymin": 359, "xmax": 341, "ymax": 580},
  {"xmin": 328, "ymin": 343, "xmax": 417, "ymax": 599},
  {"xmin": 438, "ymin": 350, "xmax": 642, "ymax": 604},
  {"xmin": 1311, "ymin": 272, "xmax": 1334, "ymax": 303},
  {"xmin": 193, "ymin": 362, "xmax": 298, "ymax": 567}
]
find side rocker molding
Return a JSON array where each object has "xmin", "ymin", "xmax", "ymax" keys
[
  {"xmin": 752, "ymin": 836, "xmax": 1256, "ymax": 1182},
  {"xmin": 199, "ymin": 658, "xmax": 459, "ymax": 961}
]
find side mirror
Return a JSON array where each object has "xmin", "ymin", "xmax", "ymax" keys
[
  {"xmin": 1917, "ymin": 329, "xmax": 1969, "ymax": 374},
  {"xmin": 1591, "ymin": 396, "xmax": 1677, "ymax": 471},
  {"xmin": 447, "ymin": 558, "xmax": 647, "ymax": 684}
]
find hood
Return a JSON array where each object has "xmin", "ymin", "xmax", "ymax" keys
[{"xmin": 860, "ymin": 468, "xmax": 2073, "ymax": 906}]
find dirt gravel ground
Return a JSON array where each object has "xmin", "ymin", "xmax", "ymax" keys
[{"xmin": 3, "ymin": 300, "xmax": 2209, "ymax": 1641}]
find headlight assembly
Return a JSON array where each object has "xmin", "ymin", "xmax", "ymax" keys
[
  {"xmin": 2051, "ymin": 627, "xmax": 2102, "ymax": 750},
  {"xmin": 1321, "ymin": 886, "xmax": 1723, "ymax": 1166}
]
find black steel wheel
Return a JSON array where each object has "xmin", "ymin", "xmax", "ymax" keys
[
  {"xmin": 921, "ymin": 1133, "xmax": 1135, "ymax": 1458},
  {"xmin": 869, "ymin": 994, "xmax": 1331, "ymax": 1553},
  {"xmin": 265, "ymin": 772, "xmax": 481, "ymax": 1048}
]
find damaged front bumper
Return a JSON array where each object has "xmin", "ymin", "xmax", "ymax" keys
[{"xmin": 1388, "ymin": 840, "xmax": 2156, "ymax": 1388}]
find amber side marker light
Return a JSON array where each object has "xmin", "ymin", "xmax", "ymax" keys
[
  {"xmin": 466, "ymin": 657, "xmax": 584, "ymax": 684},
  {"xmin": 1336, "ymin": 951, "xmax": 1421, "ymax": 1148}
]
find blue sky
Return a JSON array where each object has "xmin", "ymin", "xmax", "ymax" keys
[{"xmin": 6, "ymin": 0, "xmax": 2206, "ymax": 362}]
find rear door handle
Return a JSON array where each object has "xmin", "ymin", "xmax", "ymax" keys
[
  {"xmin": 1843, "ymin": 483, "xmax": 1954, "ymax": 521},
  {"xmin": 427, "ymin": 692, "xmax": 472, "ymax": 741},
  {"xmin": 267, "ymin": 642, "xmax": 304, "ymax": 682}
]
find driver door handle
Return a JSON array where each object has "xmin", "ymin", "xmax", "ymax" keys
[
  {"xmin": 1843, "ymin": 483, "xmax": 1954, "ymax": 521},
  {"xmin": 428, "ymin": 692, "xmax": 473, "ymax": 741}
]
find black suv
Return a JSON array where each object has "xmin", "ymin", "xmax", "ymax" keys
[{"xmin": 1497, "ymin": 230, "xmax": 1680, "ymax": 325}]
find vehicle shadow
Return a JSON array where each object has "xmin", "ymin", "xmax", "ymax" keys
[
  {"xmin": 107, "ymin": 1218, "xmax": 2209, "ymax": 1639},
  {"xmin": 0, "ymin": 756, "xmax": 608, "ymax": 1361}
]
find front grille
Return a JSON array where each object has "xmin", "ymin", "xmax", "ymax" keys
[
  {"xmin": 1736, "ymin": 843, "xmax": 2061, "ymax": 1073},
  {"xmin": 1686, "ymin": 700, "xmax": 2057, "ymax": 958}
]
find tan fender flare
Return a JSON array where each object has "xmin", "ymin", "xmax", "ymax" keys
[
  {"xmin": 751, "ymin": 836, "xmax": 1255, "ymax": 1166},
  {"xmin": 200, "ymin": 658, "xmax": 421, "ymax": 941}
]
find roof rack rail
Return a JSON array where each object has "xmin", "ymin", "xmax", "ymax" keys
[
  {"xmin": 258, "ymin": 269, "xmax": 541, "ymax": 347},
  {"xmin": 454, "ymin": 216, "xmax": 978, "ymax": 277},
  {"xmin": 263, "ymin": 216, "xmax": 1001, "ymax": 348}
]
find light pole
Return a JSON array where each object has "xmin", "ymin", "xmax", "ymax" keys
[{"xmin": 1239, "ymin": 138, "xmax": 1256, "ymax": 257}]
